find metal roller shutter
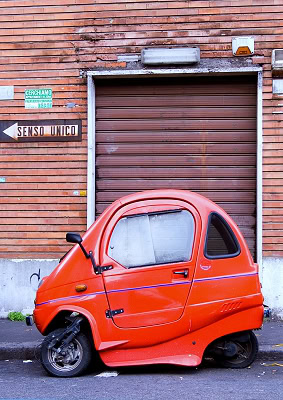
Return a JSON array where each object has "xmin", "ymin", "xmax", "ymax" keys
[{"xmin": 95, "ymin": 76, "xmax": 257, "ymax": 259}]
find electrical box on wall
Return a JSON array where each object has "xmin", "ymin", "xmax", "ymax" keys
[
  {"xmin": 272, "ymin": 49, "xmax": 283, "ymax": 76},
  {"xmin": 232, "ymin": 37, "xmax": 254, "ymax": 56},
  {"xmin": 273, "ymin": 79, "xmax": 283, "ymax": 94}
]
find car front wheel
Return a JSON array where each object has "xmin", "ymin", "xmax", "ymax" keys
[{"xmin": 41, "ymin": 328, "xmax": 92, "ymax": 377}]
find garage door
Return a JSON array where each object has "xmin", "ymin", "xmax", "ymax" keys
[{"xmin": 95, "ymin": 76, "xmax": 257, "ymax": 259}]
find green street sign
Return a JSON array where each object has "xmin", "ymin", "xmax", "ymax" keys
[{"xmin": 25, "ymin": 88, "xmax": 52, "ymax": 109}]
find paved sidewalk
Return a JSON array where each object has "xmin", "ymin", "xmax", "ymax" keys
[
  {"xmin": 0, "ymin": 318, "xmax": 282, "ymax": 361},
  {"xmin": 0, "ymin": 318, "xmax": 43, "ymax": 360}
]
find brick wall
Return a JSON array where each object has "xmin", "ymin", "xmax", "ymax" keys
[{"xmin": 0, "ymin": 0, "xmax": 282, "ymax": 258}]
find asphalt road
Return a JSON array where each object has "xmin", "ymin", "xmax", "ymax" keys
[{"xmin": 0, "ymin": 359, "xmax": 282, "ymax": 400}]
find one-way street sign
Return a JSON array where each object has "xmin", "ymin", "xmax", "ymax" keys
[{"xmin": 0, "ymin": 120, "xmax": 82, "ymax": 143}]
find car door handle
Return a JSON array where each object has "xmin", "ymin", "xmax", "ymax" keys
[{"xmin": 173, "ymin": 269, "xmax": 189, "ymax": 278}]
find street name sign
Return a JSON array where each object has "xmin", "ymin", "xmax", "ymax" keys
[{"xmin": 0, "ymin": 120, "xmax": 82, "ymax": 143}]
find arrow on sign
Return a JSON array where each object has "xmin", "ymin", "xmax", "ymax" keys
[{"xmin": 3, "ymin": 123, "xmax": 18, "ymax": 140}]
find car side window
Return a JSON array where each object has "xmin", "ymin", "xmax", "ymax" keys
[
  {"xmin": 108, "ymin": 209, "xmax": 195, "ymax": 268},
  {"xmin": 205, "ymin": 213, "xmax": 240, "ymax": 259}
]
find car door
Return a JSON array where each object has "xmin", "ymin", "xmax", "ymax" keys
[{"xmin": 99, "ymin": 199, "xmax": 201, "ymax": 329}]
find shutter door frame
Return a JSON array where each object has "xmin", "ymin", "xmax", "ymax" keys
[{"xmin": 86, "ymin": 68, "xmax": 263, "ymax": 265}]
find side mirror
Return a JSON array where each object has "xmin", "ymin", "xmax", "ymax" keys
[
  {"xmin": 66, "ymin": 232, "xmax": 82, "ymax": 244},
  {"xmin": 65, "ymin": 232, "xmax": 98, "ymax": 273},
  {"xmin": 66, "ymin": 232, "xmax": 89, "ymax": 259}
]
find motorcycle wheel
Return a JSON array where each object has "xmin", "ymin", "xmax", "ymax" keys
[
  {"xmin": 41, "ymin": 328, "xmax": 92, "ymax": 377},
  {"xmin": 217, "ymin": 331, "xmax": 258, "ymax": 369}
]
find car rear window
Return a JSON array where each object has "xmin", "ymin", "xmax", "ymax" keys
[{"xmin": 205, "ymin": 213, "xmax": 240, "ymax": 259}]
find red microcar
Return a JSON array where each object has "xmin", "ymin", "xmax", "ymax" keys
[{"xmin": 28, "ymin": 190, "xmax": 264, "ymax": 377}]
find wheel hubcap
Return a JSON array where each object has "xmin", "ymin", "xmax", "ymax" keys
[
  {"xmin": 47, "ymin": 338, "xmax": 83, "ymax": 372},
  {"xmin": 226, "ymin": 340, "xmax": 252, "ymax": 364}
]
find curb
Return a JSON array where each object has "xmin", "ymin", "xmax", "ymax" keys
[
  {"xmin": 0, "ymin": 342, "xmax": 42, "ymax": 360},
  {"xmin": 0, "ymin": 343, "xmax": 282, "ymax": 361},
  {"xmin": 256, "ymin": 345, "xmax": 283, "ymax": 361}
]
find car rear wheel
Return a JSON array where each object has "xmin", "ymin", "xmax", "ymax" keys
[
  {"xmin": 216, "ymin": 331, "xmax": 258, "ymax": 368},
  {"xmin": 41, "ymin": 328, "xmax": 92, "ymax": 377}
]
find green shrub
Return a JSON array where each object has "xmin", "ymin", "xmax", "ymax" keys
[{"xmin": 8, "ymin": 311, "xmax": 26, "ymax": 321}]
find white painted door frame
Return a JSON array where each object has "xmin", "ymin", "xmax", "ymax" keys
[{"xmin": 87, "ymin": 67, "xmax": 263, "ymax": 271}]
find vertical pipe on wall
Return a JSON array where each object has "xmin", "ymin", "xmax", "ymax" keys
[
  {"xmin": 87, "ymin": 76, "xmax": 96, "ymax": 228},
  {"xmin": 257, "ymin": 70, "xmax": 263, "ymax": 279}
]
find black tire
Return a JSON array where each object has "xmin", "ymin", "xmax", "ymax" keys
[
  {"xmin": 41, "ymin": 328, "xmax": 92, "ymax": 377},
  {"xmin": 217, "ymin": 331, "xmax": 258, "ymax": 369}
]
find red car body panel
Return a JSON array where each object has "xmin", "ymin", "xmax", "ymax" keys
[{"xmin": 33, "ymin": 190, "xmax": 263, "ymax": 367}]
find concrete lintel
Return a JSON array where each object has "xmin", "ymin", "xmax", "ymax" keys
[{"xmin": 86, "ymin": 58, "xmax": 262, "ymax": 78}]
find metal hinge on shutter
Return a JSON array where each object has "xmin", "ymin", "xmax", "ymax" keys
[{"xmin": 105, "ymin": 308, "xmax": 124, "ymax": 318}]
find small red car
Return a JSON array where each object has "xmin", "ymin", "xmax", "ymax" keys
[{"xmin": 29, "ymin": 190, "xmax": 264, "ymax": 377}]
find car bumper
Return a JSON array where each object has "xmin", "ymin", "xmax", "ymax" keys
[{"xmin": 26, "ymin": 315, "xmax": 34, "ymax": 326}]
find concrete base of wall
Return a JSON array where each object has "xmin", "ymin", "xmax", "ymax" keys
[
  {"xmin": 0, "ymin": 259, "xmax": 58, "ymax": 318},
  {"xmin": 0, "ymin": 257, "xmax": 282, "ymax": 319},
  {"xmin": 262, "ymin": 257, "xmax": 283, "ymax": 319}
]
